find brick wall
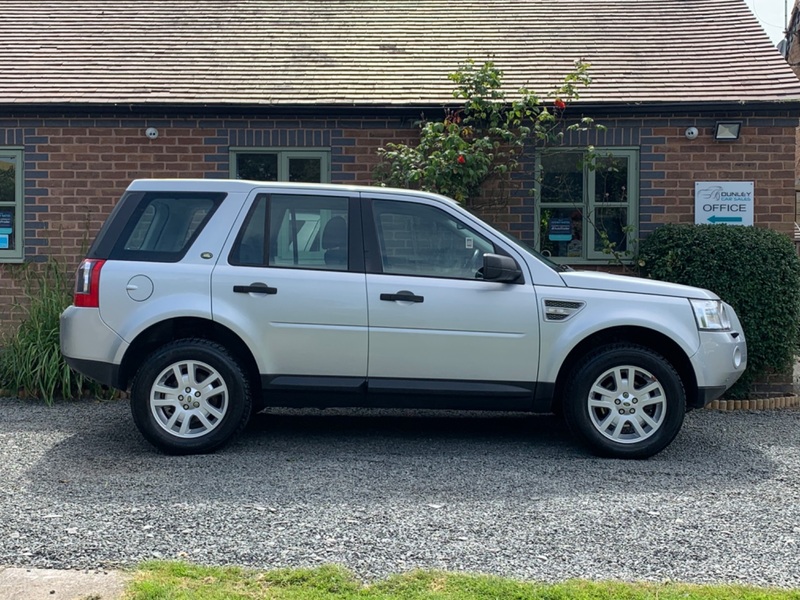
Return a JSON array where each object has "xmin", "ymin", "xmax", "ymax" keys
[
  {"xmin": 0, "ymin": 108, "xmax": 796, "ymax": 331},
  {"xmin": 0, "ymin": 114, "xmax": 418, "ymax": 327},
  {"xmin": 0, "ymin": 115, "xmax": 419, "ymax": 259},
  {"xmin": 562, "ymin": 111, "xmax": 798, "ymax": 238}
]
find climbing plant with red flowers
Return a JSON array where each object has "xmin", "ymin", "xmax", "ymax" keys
[{"xmin": 374, "ymin": 59, "xmax": 595, "ymax": 209}]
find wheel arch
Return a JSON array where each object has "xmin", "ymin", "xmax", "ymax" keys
[
  {"xmin": 118, "ymin": 317, "xmax": 259, "ymax": 392},
  {"xmin": 551, "ymin": 326, "xmax": 698, "ymax": 413}
]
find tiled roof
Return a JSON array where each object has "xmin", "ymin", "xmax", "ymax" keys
[{"xmin": 1, "ymin": 0, "xmax": 799, "ymax": 106}]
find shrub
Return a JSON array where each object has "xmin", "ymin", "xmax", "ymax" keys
[
  {"xmin": 0, "ymin": 260, "xmax": 102, "ymax": 403},
  {"xmin": 638, "ymin": 224, "xmax": 800, "ymax": 398}
]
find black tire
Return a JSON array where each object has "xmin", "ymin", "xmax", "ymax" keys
[
  {"xmin": 563, "ymin": 344, "xmax": 685, "ymax": 459},
  {"xmin": 130, "ymin": 339, "xmax": 252, "ymax": 455}
]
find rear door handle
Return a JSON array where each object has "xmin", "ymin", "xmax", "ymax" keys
[
  {"xmin": 233, "ymin": 283, "xmax": 277, "ymax": 295},
  {"xmin": 380, "ymin": 290, "xmax": 423, "ymax": 303}
]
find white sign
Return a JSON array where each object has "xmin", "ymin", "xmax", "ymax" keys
[{"xmin": 694, "ymin": 181, "xmax": 754, "ymax": 226}]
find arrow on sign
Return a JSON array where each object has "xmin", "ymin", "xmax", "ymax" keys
[{"xmin": 708, "ymin": 215, "xmax": 743, "ymax": 224}]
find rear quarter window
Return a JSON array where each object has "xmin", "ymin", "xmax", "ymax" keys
[{"xmin": 98, "ymin": 192, "xmax": 225, "ymax": 262}]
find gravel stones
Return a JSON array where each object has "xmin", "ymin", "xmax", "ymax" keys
[{"xmin": 0, "ymin": 399, "xmax": 798, "ymax": 587}]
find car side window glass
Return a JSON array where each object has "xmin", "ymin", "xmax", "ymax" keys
[
  {"xmin": 229, "ymin": 195, "xmax": 268, "ymax": 265},
  {"xmin": 230, "ymin": 193, "xmax": 349, "ymax": 270},
  {"xmin": 113, "ymin": 192, "xmax": 224, "ymax": 262},
  {"xmin": 372, "ymin": 200, "xmax": 495, "ymax": 279}
]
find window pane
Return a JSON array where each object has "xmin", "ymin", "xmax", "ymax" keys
[
  {"xmin": 288, "ymin": 157, "xmax": 322, "ymax": 183},
  {"xmin": 373, "ymin": 200, "xmax": 494, "ymax": 279},
  {"xmin": 237, "ymin": 153, "xmax": 278, "ymax": 181},
  {"xmin": 540, "ymin": 207, "xmax": 583, "ymax": 258},
  {"xmin": 540, "ymin": 152, "xmax": 583, "ymax": 203},
  {"xmin": 0, "ymin": 157, "xmax": 16, "ymax": 202},
  {"xmin": 595, "ymin": 156, "xmax": 629, "ymax": 204},
  {"xmin": 0, "ymin": 152, "xmax": 21, "ymax": 258},
  {"xmin": 593, "ymin": 207, "xmax": 628, "ymax": 253},
  {"xmin": 124, "ymin": 204, "xmax": 156, "ymax": 250},
  {"xmin": 269, "ymin": 195, "xmax": 349, "ymax": 270},
  {"xmin": 123, "ymin": 197, "xmax": 215, "ymax": 252},
  {"xmin": 230, "ymin": 195, "xmax": 268, "ymax": 265},
  {"xmin": 115, "ymin": 193, "xmax": 223, "ymax": 261},
  {"xmin": 0, "ymin": 207, "xmax": 15, "ymax": 250}
]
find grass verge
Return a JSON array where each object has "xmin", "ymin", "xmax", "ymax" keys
[{"xmin": 125, "ymin": 561, "xmax": 800, "ymax": 600}]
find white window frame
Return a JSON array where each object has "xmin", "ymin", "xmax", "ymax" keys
[
  {"xmin": 230, "ymin": 148, "xmax": 330, "ymax": 183},
  {"xmin": 535, "ymin": 147, "xmax": 639, "ymax": 263},
  {"xmin": 0, "ymin": 148, "xmax": 24, "ymax": 262}
]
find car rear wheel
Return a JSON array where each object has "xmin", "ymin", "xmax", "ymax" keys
[
  {"xmin": 131, "ymin": 339, "xmax": 252, "ymax": 455},
  {"xmin": 563, "ymin": 344, "xmax": 685, "ymax": 459}
]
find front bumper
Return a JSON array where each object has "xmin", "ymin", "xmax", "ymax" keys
[
  {"xmin": 689, "ymin": 315, "xmax": 747, "ymax": 408},
  {"xmin": 692, "ymin": 385, "xmax": 728, "ymax": 408}
]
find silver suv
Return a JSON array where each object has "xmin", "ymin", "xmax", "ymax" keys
[{"xmin": 60, "ymin": 179, "xmax": 747, "ymax": 458}]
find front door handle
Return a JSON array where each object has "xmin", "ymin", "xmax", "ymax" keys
[
  {"xmin": 233, "ymin": 282, "xmax": 278, "ymax": 295},
  {"xmin": 380, "ymin": 290, "xmax": 424, "ymax": 303}
]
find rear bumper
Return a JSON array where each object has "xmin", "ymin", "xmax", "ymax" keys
[
  {"xmin": 60, "ymin": 306, "xmax": 127, "ymax": 388},
  {"xmin": 63, "ymin": 356, "xmax": 122, "ymax": 389}
]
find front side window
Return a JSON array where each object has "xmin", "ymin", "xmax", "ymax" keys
[
  {"xmin": 230, "ymin": 194, "xmax": 349, "ymax": 271},
  {"xmin": 372, "ymin": 200, "xmax": 495, "ymax": 279},
  {"xmin": 0, "ymin": 149, "xmax": 23, "ymax": 261},
  {"xmin": 537, "ymin": 149, "xmax": 638, "ymax": 262},
  {"xmin": 231, "ymin": 149, "xmax": 329, "ymax": 183}
]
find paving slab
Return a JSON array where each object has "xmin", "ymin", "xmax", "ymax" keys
[{"xmin": 0, "ymin": 567, "xmax": 128, "ymax": 600}]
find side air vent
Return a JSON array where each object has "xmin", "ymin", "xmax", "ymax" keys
[{"xmin": 543, "ymin": 299, "xmax": 585, "ymax": 322}]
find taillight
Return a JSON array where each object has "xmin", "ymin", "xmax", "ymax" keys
[{"xmin": 73, "ymin": 259, "xmax": 106, "ymax": 308}]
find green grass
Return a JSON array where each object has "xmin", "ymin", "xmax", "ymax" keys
[{"xmin": 124, "ymin": 561, "xmax": 800, "ymax": 600}]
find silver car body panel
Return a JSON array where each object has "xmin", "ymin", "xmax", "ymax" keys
[
  {"xmin": 61, "ymin": 179, "xmax": 748, "ymax": 404},
  {"xmin": 366, "ymin": 273, "xmax": 540, "ymax": 382},
  {"xmin": 212, "ymin": 266, "xmax": 369, "ymax": 377},
  {"xmin": 60, "ymin": 305, "xmax": 129, "ymax": 366},
  {"xmin": 94, "ymin": 188, "xmax": 249, "ymax": 345},
  {"xmin": 534, "ymin": 286, "xmax": 700, "ymax": 384},
  {"xmin": 561, "ymin": 271, "xmax": 719, "ymax": 299}
]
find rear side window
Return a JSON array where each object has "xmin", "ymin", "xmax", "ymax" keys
[
  {"xmin": 229, "ymin": 193, "xmax": 350, "ymax": 270},
  {"xmin": 106, "ymin": 192, "xmax": 225, "ymax": 262}
]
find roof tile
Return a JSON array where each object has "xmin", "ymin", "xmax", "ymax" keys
[{"xmin": 0, "ymin": 0, "xmax": 798, "ymax": 106}]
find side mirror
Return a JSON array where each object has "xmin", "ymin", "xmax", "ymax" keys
[{"xmin": 482, "ymin": 253, "xmax": 522, "ymax": 283}]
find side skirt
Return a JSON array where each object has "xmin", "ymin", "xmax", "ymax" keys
[{"xmin": 259, "ymin": 375, "xmax": 555, "ymax": 412}]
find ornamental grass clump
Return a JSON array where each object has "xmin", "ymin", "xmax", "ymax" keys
[
  {"xmin": 638, "ymin": 224, "xmax": 800, "ymax": 398},
  {"xmin": 0, "ymin": 260, "xmax": 100, "ymax": 403}
]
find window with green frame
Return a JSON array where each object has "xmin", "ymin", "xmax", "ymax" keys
[
  {"xmin": 536, "ymin": 148, "xmax": 638, "ymax": 262},
  {"xmin": 230, "ymin": 148, "xmax": 330, "ymax": 183},
  {"xmin": 0, "ymin": 149, "xmax": 24, "ymax": 261}
]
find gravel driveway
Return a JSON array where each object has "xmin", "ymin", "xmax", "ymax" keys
[{"xmin": 0, "ymin": 398, "xmax": 799, "ymax": 588}]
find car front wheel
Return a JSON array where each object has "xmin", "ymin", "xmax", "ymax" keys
[
  {"xmin": 131, "ymin": 339, "xmax": 252, "ymax": 455},
  {"xmin": 563, "ymin": 344, "xmax": 686, "ymax": 459}
]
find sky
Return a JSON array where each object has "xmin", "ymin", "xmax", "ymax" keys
[{"xmin": 745, "ymin": 0, "xmax": 791, "ymax": 44}]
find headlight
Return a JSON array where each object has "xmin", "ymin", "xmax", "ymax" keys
[{"xmin": 690, "ymin": 299, "xmax": 731, "ymax": 331}]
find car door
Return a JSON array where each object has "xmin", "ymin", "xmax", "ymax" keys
[
  {"xmin": 211, "ymin": 190, "xmax": 368, "ymax": 387},
  {"xmin": 363, "ymin": 194, "xmax": 540, "ymax": 397}
]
